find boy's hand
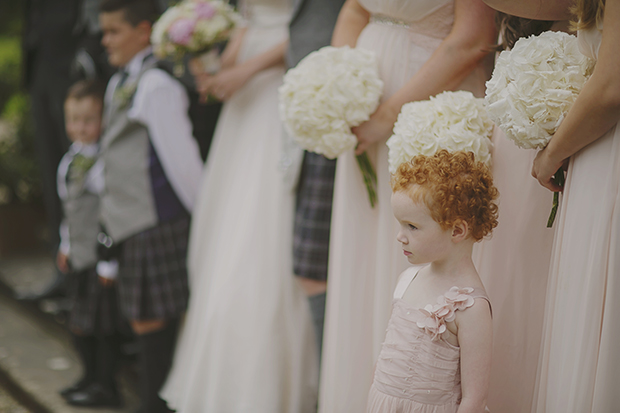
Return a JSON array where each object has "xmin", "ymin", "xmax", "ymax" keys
[
  {"xmin": 98, "ymin": 276, "xmax": 116, "ymax": 288},
  {"xmin": 56, "ymin": 251, "xmax": 69, "ymax": 274}
]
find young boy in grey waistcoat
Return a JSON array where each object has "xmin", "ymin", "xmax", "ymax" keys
[
  {"xmin": 56, "ymin": 79, "xmax": 124, "ymax": 408},
  {"xmin": 98, "ymin": 0, "xmax": 203, "ymax": 411}
]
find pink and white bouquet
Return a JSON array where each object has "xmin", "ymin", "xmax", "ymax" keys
[{"xmin": 151, "ymin": 0, "xmax": 240, "ymax": 75}]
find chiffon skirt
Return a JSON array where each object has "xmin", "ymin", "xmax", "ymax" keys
[
  {"xmin": 472, "ymin": 129, "xmax": 555, "ymax": 413},
  {"xmin": 532, "ymin": 122, "xmax": 620, "ymax": 412}
]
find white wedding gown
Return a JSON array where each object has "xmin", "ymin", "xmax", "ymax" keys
[{"xmin": 160, "ymin": 0, "xmax": 319, "ymax": 411}]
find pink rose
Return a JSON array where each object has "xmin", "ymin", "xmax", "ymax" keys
[
  {"xmin": 168, "ymin": 18, "xmax": 196, "ymax": 46},
  {"xmin": 195, "ymin": 2, "xmax": 216, "ymax": 19}
]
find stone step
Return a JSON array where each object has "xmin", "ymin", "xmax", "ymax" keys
[{"xmin": 0, "ymin": 254, "xmax": 139, "ymax": 413}]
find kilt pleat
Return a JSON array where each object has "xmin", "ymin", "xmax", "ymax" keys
[
  {"xmin": 118, "ymin": 215, "xmax": 190, "ymax": 321},
  {"xmin": 293, "ymin": 152, "xmax": 337, "ymax": 281}
]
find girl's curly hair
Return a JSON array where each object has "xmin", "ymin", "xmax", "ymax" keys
[{"xmin": 391, "ymin": 150, "xmax": 499, "ymax": 241}]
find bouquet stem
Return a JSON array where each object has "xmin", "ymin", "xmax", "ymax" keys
[
  {"xmin": 546, "ymin": 167, "xmax": 565, "ymax": 228},
  {"xmin": 355, "ymin": 152, "xmax": 378, "ymax": 208}
]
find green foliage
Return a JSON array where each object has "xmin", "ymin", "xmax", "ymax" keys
[
  {"xmin": 0, "ymin": 5, "xmax": 42, "ymax": 205},
  {"xmin": 0, "ymin": 92, "xmax": 40, "ymax": 205},
  {"xmin": 0, "ymin": 37, "xmax": 22, "ymax": 114}
]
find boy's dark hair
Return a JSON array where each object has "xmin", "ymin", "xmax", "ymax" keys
[
  {"xmin": 66, "ymin": 79, "xmax": 106, "ymax": 103},
  {"xmin": 99, "ymin": 0, "xmax": 161, "ymax": 26}
]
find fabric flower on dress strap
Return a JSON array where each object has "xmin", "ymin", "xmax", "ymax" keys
[
  {"xmin": 441, "ymin": 287, "xmax": 475, "ymax": 311},
  {"xmin": 416, "ymin": 304, "xmax": 447, "ymax": 341},
  {"xmin": 415, "ymin": 287, "xmax": 476, "ymax": 340}
]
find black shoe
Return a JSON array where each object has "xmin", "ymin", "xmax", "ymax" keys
[
  {"xmin": 59, "ymin": 379, "xmax": 92, "ymax": 399},
  {"xmin": 65, "ymin": 383, "xmax": 122, "ymax": 407}
]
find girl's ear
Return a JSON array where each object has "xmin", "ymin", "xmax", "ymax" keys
[{"xmin": 451, "ymin": 219, "xmax": 469, "ymax": 243}]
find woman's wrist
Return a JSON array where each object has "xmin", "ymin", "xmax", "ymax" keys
[
  {"xmin": 375, "ymin": 100, "xmax": 400, "ymax": 126},
  {"xmin": 545, "ymin": 139, "xmax": 569, "ymax": 167}
]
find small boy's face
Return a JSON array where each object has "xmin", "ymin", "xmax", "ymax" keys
[
  {"xmin": 100, "ymin": 10, "xmax": 151, "ymax": 68},
  {"xmin": 391, "ymin": 190, "xmax": 453, "ymax": 266},
  {"xmin": 64, "ymin": 97, "xmax": 102, "ymax": 145}
]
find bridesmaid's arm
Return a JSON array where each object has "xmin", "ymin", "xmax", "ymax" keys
[
  {"xmin": 455, "ymin": 299, "xmax": 493, "ymax": 413},
  {"xmin": 532, "ymin": 0, "xmax": 620, "ymax": 191},
  {"xmin": 331, "ymin": 0, "xmax": 371, "ymax": 47},
  {"xmin": 353, "ymin": 0, "xmax": 497, "ymax": 154},
  {"xmin": 482, "ymin": 0, "xmax": 574, "ymax": 20},
  {"xmin": 219, "ymin": 27, "xmax": 249, "ymax": 69},
  {"xmin": 203, "ymin": 40, "xmax": 289, "ymax": 101},
  {"xmin": 191, "ymin": 27, "xmax": 248, "ymax": 101}
]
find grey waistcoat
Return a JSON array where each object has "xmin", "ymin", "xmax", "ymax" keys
[
  {"xmin": 99, "ymin": 60, "xmax": 159, "ymax": 243},
  {"xmin": 62, "ymin": 169, "xmax": 100, "ymax": 271},
  {"xmin": 287, "ymin": 0, "xmax": 346, "ymax": 68}
]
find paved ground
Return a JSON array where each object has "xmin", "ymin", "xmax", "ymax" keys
[
  {"xmin": 0, "ymin": 254, "xmax": 139, "ymax": 413},
  {"xmin": 0, "ymin": 385, "xmax": 30, "ymax": 413}
]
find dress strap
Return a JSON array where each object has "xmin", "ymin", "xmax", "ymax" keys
[
  {"xmin": 469, "ymin": 288, "xmax": 492, "ymax": 317},
  {"xmin": 393, "ymin": 266, "xmax": 422, "ymax": 299}
]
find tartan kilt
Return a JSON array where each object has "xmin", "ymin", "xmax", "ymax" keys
[
  {"xmin": 293, "ymin": 152, "xmax": 337, "ymax": 281},
  {"xmin": 117, "ymin": 214, "xmax": 190, "ymax": 321},
  {"xmin": 68, "ymin": 267, "xmax": 122, "ymax": 336}
]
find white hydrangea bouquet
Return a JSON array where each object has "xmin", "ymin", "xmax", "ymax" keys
[
  {"xmin": 151, "ymin": 0, "xmax": 240, "ymax": 76},
  {"xmin": 485, "ymin": 31, "xmax": 595, "ymax": 227},
  {"xmin": 387, "ymin": 91, "xmax": 494, "ymax": 174},
  {"xmin": 279, "ymin": 46, "xmax": 384, "ymax": 207}
]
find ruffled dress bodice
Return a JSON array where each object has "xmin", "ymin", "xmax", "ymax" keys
[{"xmin": 367, "ymin": 271, "xmax": 490, "ymax": 413}]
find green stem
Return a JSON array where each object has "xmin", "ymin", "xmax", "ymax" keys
[
  {"xmin": 355, "ymin": 152, "xmax": 378, "ymax": 208},
  {"xmin": 546, "ymin": 167, "xmax": 565, "ymax": 228}
]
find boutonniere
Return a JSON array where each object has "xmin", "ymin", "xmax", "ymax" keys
[
  {"xmin": 69, "ymin": 154, "xmax": 97, "ymax": 185},
  {"xmin": 113, "ymin": 82, "xmax": 138, "ymax": 109}
]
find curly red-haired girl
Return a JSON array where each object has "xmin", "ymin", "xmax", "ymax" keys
[{"xmin": 367, "ymin": 150, "xmax": 498, "ymax": 413}]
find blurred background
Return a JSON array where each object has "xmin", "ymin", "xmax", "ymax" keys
[{"xmin": 0, "ymin": 1, "xmax": 161, "ymax": 411}]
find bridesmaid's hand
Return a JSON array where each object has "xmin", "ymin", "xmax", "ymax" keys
[
  {"xmin": 532, "ymin": 147, "xmax": 568, "ymax": 192},
  {"xmin": 352, "ymin": 105, "xmax": 398, "ymax": 155},
  {"xmin": 204, "ymin": 64, "xmax": 253, "ymax": 101},
  {"xmin": 193, "ymin": 72, "xmax": 214, "ymax": 103}
]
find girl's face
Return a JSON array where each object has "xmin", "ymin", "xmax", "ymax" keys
[{"xmin": 391, "ymin": 190, "xmax": 453, "ymax": 265}]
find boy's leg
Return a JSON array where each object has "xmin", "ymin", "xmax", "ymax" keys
[
  {"xmin": 60, "ymin": 333, "xmax": 98, "ymax": 398},
  {"xmin": 132, "ymin": 319, "xmax": 179, "ymax": 413},
  {"xmin": 66, "ymin": 334, "xmax": 122, "ymax": 407},
  {"xmin": 66, "ymin": 280, "xmax": 123, "ymax": 407},
  {"xmin": 117, "ymin": 216, "xmax": 190, "ymax": 413},
  {"xmin": 293, "ymin": 152, "xmax": 336, "ymax": 359}
]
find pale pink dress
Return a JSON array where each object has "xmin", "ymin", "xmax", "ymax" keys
[
  {"xmin": 532, "ymin": 27, "xmax": 620, "ymax": 412},
  {"xmin": 320, "ymin": 2, "xmax": 489, "ymax": 412},
  {"xmin": 367, "ymin": 268, "xmax": 491, "ymax": 413},
  {"xmin": 471, "ymin": 128, "xmax": 555, "ymax": 412}
]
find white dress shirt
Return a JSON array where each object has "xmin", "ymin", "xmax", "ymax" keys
[{"xmin": 104, "ymin": 47, "xmax": 203, "ymax": 213}]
